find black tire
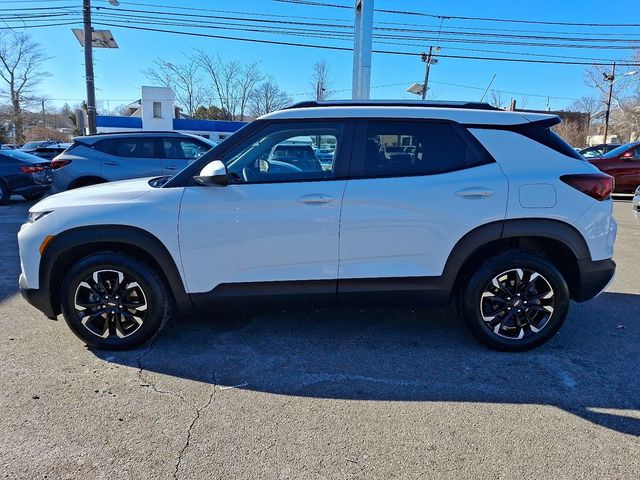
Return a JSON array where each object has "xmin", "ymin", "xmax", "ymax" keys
[
  {"xmin": 0, "ymin": 180, "xmax": 9, "ymax": 205},
  {"xmin": 459, "ymin": 250, "xmax": 570, "ymax": 352},
  {"xmin": 21, "ymin": 191, "xmax": 45, "ymax": 201},
  {"xmin": 60, "ymin": 251, "xmax": 173, "ymax": 350}
]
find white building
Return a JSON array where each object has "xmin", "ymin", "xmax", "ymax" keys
[{"xmin": 96, "ymin": 86, "xmax": 245, "ymax": 142}]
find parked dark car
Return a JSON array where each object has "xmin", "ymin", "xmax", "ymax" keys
[
  {"xmin": 579, "ymin": 143, "xmax": 620, "ymax": 158},
  {"xmin": 588, "ymin": 141, "xmax": 640, "ymax": 193},
  {"xmin": 20, "ymin": 140, "xmax": 58, "ymax": 153},
  {"xmin": 32, "ymin": 143, "xmax": 72, "ymax": 160},
  {"xmin": 0, "ymin": 149, "xmax": 52, "ymax": 204}
]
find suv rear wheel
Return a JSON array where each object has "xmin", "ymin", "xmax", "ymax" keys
[
  {"xmin": 460, "ymin": 250, "xmax": 570, "ymax": 352},
  {"xmin": 60, "ymin": 252, "xmax": 173, "ymax": 350}
]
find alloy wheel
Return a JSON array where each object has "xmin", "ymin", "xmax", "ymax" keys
[
  {"xmin": 479, "ymin": 268, "xmax": 555, "ymax": 340},
  {"xmin": 73, "ymin": 269, "xmax": 148, "ymax": 339}
]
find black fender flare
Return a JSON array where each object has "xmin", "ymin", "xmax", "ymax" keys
[
  {"xmin": 441, "ymin": 218, "xmax": 590, "ymax": 291},
  {"xmin": 40, "ymin": 225, "xmax": 193, "ymax": 315}
]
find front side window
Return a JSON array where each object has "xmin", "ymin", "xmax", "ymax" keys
[
  {"xmin": 221, "ymin": 121, "xmax": 343, "ymax": 183},
  {"xmin": 358, "ymin": 121, "xmax": 489, "ymax": 177},
  {"xmin": 162, "ymin": 138, "xmax": 210, "ymax": 159}
]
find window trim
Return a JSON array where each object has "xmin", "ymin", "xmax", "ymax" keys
[{"xmin": 348, "ymin": 118, "xmax": 496, "ymax": 180}]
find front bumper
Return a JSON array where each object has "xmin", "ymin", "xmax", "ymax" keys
[
  {"xmin": 574, "ymin": 258, "xmax": 616, "ymax": 302},
  {"xmin": 19, "ymin": 273, "xmax": 57, "ymax": 319}
]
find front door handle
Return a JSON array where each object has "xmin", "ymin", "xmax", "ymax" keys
[
  {"xmin": 455, "ymin": 188, "xmax": 494, "ymax": 198},
  {"xmin": 104, "ymin": 161, "xmax": 119, "ymax": 166},
  {"xmin": 165, "ymin": 165, "xmax": 178, "ymax": 170},
  {"xmin": 297, "ymin": 194, "xmax": 332, "ymax": 205}
]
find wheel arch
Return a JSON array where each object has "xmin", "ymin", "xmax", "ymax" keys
[
  {"xmin": 446, "ymin": 219, "xmax": 590, "ymax": 301},
  {"xmin": 68, "ymin": 176, "xmax": 107, "ymax": 189},
  {"xmin": 40, "ymin": 225, "xmax": 192, "ymax": 316}
]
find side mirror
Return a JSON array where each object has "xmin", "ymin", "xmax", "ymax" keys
[{"xmin": 194, "ymin": 160, "xmax": 228, "ymax": 186}]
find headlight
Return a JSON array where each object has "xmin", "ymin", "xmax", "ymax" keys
[
  {"xmin": 635, "ymin": 185, "xmax": 640, "ymax": 195},
  {"xmin": 28, "ymin": 211, "xmax": 52, "ymax": 223}
]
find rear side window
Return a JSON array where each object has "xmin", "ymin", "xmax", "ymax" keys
[
  {"xmin": 94, "ymin": 138, "xmax": 160, "ymax": 158},
  {"xmin": 357, "ymin": 120, "xmax": 492, "ymax": 178}
]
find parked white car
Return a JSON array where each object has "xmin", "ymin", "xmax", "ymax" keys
[
  {"xmin": 633, "ymin": 185, "xmax": 640, "ymax": 218},
  {"xmin": 18, "ymin": 100, "xmax": 617, "ymax": 352}
]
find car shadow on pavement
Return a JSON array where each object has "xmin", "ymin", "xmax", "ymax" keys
[{"xmin": 93, "ymin": 291, "xmax": 640, "ymax": 436}]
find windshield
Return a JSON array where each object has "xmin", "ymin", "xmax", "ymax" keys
[
  {"xmin": 21, "ymin": 142, "xmax": 44, "ymax": 150},
  {"xmin": 603, "ymin": 143, "xmax": 640, "ymax": 159}
]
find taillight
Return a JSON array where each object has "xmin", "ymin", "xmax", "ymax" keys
[
  {"xmin": 20, "ymin": 165, "xmax": 45, "ymax": 174},
  {"xmin": 51, "ymin": 159, "xmax": 71, "ymax": 170},
  {"xmin": 560, "ymin": 173, "xmax": 614, "ymax": 201}
]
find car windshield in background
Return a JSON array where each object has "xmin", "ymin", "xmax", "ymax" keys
[
  {"xmin": 21, "ymin": 142, "xmax": 44, "ymax": 150},
  {"xmin": 603, "ymin": 143, "xmax": 640, "ymax": 159}
]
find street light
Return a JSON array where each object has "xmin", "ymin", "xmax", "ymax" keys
[{"xmin": 602, "ymin": 65, "xmax": 639, "ymax": 144}]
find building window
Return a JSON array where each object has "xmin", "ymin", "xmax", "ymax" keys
[{"xmin": 152, "ymin": 102, "xmax": 162, "ymax": 118}]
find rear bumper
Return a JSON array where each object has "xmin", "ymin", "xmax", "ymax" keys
[
  {"xmin": 19, "ymin": 273, "xmax": 57, "ymax": 319},
  {"xmin": 574, "ymin": 258, "xmax": 616, "ymax": 302}
]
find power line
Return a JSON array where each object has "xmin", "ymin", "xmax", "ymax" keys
[
  {"xmin": 90, "ymin": 20, "xmax": 640, "ymax": 66},
  {"xmin": 274, "ymin": 0, "xmax": 640, "ymax": 27}
]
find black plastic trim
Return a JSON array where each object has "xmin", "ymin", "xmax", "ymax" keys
[
  {"xmin": 285, "ymin": 100, "xmax": 500, "ymax": 111},
  {"xmin": 501, "ymin": 218, "xmax": 590, "ymax": 260},
  {"xmin": 35, "ymin": 225, "xmax": 192, "ymax": 317},
  {"xmin": 574, "ymin": 258, "xmax": 615, "ymax": 302}
]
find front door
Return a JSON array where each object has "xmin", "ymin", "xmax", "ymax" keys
[{"xmin": 178, "ymin": 120, "xmax": 352, "ymax": 295}]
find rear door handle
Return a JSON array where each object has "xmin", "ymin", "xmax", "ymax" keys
[
  {"xmin": 165, "ymin": 165, "xmax": 178, "ymax": 170},
  {"xmin": 297, "ymin": 194, "xmax": 332, "ymax": 205},
  {"xmin": 455, "ymin": 188, "xmax": 494, "ymax": 198},
  {"xmin": 104, "ymin": 161, "xmax": 119, "ymax": 166}
]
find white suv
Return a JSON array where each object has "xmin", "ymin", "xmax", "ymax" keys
[{"xmin": 18, "ymin": 101, "xmax": 617, "ymax": 352}]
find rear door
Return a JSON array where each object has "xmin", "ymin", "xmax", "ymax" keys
[
  {"xmin": 338, "ymin": 119, "xmax": 508, "ymax": 287},
  {"xmin": 97, "ymin": 136, "xmax": 163, "ymax": 181},
  {"xmin": 160, "ymin": 137, "xmax": 211, "ymax": 175}
]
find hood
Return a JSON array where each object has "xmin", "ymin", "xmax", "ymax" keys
[{"xmin": 31, "ymin": 177, "xmax": 156, "ymax": 212}]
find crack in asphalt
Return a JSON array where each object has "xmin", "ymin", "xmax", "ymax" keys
[
  {"xmin": 174, "ymin": 371, "xmax": 217, "ymax": 480},
  {"xmin": 136, "ymin": 341, "xmax": 186, "ymax": 402}
]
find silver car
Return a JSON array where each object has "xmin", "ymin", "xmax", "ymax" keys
[
  {"xmin": 633, "ymin": 185, "xmax": 640, "ymax": 218},
  {"xmin": 51, "ymin": 132, "xmax": 216, "ymax": 192}
]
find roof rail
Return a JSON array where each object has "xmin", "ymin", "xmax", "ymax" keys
[{"xmin": 284, "ymin": 100, "xmax": 501, "ymax": 111}]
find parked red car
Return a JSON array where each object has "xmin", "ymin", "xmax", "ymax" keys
[{"xmin": 587, "ymin": 141, "xmax": 640, "ymax": 193}]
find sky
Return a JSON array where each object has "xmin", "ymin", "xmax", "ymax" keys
[{"xmin": 6, "ymin": 0, "xmax": 640, "ymax": 112}]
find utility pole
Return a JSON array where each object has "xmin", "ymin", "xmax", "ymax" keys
[
  {"xmin": 351, "ymin": 0, "xmax": 374, "ymax": 99},
  {"xmin": 83, "ymin": 0, "xmax": 96, "ymax": 135},
  {"xmin": 41, "ymin": 99, "xmax": 46, "ymax": 128},
  {"xmin": 421, "ymin": 47, "xmax": 434, "ymax": 100},
  {"xmin": 603, "ymin": 61, "xmax": 616, "ymax": 145}
]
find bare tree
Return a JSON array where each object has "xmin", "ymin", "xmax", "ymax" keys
[
  {"xmin": 553, "ymin": 119, "xmax": 588, "ymax": 148},
  {"xmin": 143, "ymin": 57, "xmax": 206, "ymax": 117},
  {"xmin": 0, "ymin": 32, "xmax": 49, "ymax": 142},
  {"xmin": 249, "ymin": 80, "xmax": 292, "ymax": 117},
  {"xmin": 309, "ymin": 59, "xmax": 333, "ymax": 100},
  {"xmin": 195, "ymin": 52, "xmax": 263, "ymax": 121},
  {"xmin": 569, "ymin": 95, "xmax": 600, "ymax": 115},
  {"xmin": 488, "ymin": 90, "xmax": 504, "ymax": 109}
]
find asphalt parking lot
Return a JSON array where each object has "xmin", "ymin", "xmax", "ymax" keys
[{"xmin": 0, "ymin": 196, "xmax": 638, "ymax": 479}]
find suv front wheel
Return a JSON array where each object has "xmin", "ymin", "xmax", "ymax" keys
[
  {"xmin": 460, "ymin": 250, "xmax": 570, "ymax": 352},
  {"xmin": 60, "ymin": 252, "xmax": 173, "ymax": 350}
]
